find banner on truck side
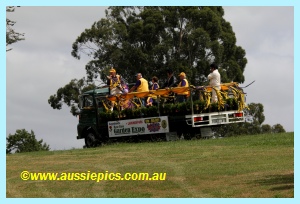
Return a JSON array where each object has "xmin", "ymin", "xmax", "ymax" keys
[{"xmin": 108, "ymin": 116, "xmax": 169, "ymax": 137}]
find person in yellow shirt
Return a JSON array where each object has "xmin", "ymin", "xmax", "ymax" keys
[
  {"xmin": 129, "ymin": 73, "xmax": 149, "ymax": 106},
  {"xmin": 176, "ymin": 72, "xmax": 189, "ymax": 103}
]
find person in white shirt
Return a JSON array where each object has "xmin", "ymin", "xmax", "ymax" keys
[{"xmin": 207, "ymin": 64, "xmax": 221, "ymax": 103}]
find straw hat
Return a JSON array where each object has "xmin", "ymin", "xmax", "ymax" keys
[
  {"xmin": 109, "ymin": 68, "xmax": 116, "ymax": 73},
  {"xmin": 178, "ymin": 72, "xmax": 186, "ymax": 77}
]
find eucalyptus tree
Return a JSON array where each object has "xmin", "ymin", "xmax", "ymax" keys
[
  {"xmin": 50, "ymin": 6, "xmax": 247, "ymax": 116},
  {"xmin": 6, "ymin": 129, "xmax": 50, "ymax": 154},
  {"xmin": 6, "ymin": 6, "xmax": 25, "ymax": 51}
]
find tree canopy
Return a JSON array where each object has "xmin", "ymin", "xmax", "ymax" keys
[
  {"xmin": 272, "ymin": 124, "xmax": 286, "ymax": 134},
  {"xmin": 48, "ymin": 78, "xmax": 96, "ymax": 116},
  {"xmin": 72, "ymin": 6, "xmax": 247, "ymax": 84},
  {"xmin": 50, "ymin": 6, "xmax": 247, "ymax": 116},
  {"xmin": 6, "ymin": 6, "xmax": 25, "ymax": 52},
  {"xmin": 261, "ymin": 124, "xmax": 272, "ymax": 134},
  {"xmin": 213, "ymin": 103, "xmax": 286, "ymax": 137},
  {"xmin": 6, "ymin": 129, "xmax": 50, "ymax": 154},
  {"xmin": 244, "ymin": 103, "xmax": 265, "ymax": 125}
]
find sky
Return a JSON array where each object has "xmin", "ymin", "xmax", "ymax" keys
[{"xmin": 6, "ymin": 6, "xmax": 294, "ymax": 151}]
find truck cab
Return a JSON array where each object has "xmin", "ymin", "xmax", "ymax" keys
[{"xmin": 77, "ymin": 87, "xmax": 110, "ymax": 147}]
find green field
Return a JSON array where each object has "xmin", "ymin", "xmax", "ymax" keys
[{"xmin": 6, "ymin": 132, "xmax": 294, "ymax": 198}]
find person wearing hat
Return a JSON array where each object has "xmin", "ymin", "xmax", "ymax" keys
[
  {"xmin": 176, "ymin": 72, "xmax": 189, "ymax": 103},
  {"xmin": 207, "ymin": 63, "xmax": 221, "ymax": 103},
  {"xmin": 107, "ymin": 68, "xmax": 125, "ymax": 95},
  {"xmin": 129, "ymin": 73, "xmax": 149, "ymax": 106}
]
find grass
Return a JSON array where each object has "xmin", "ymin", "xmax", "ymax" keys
[{"xmin": 6, "ymin": 132, "xmax": 294, "ymax": 198}]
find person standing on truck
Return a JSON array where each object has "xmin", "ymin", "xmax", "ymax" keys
[
  {"xmin": 161, "ymin": 69, "xmax": 177, "ymax": 103},
  {"xmin": 176, "ymin": 72, "xmax": 189, "ymax": 103},
  {"xmin": 129, "ymin": 73, "xmax": 149, "ymax": 106},
  {"xmin": 146, "ymin": 76, "xmax": 159, "ymax": 106},
  {"xmin": 106, "ymin": 68, "xmax": 126, "ymax": 111},
  {"xmin": 207, "ymin": 64, "xmax": 221, "ymax": 103},
  {"xmin": 107, "ymin": 68, "xmax": 125, "ymax": 95},
  {"xmin": 162, "ymin": 69, "xmax": 177, "ymax": 88}
]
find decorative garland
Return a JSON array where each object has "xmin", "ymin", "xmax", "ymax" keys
[{"xmin": 95, "ymin": 83, "xmax": 247, "ymax": 122}]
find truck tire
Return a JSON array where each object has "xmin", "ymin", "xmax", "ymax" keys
[{"xmin": 85, "ymin": 131, "xmax": 99, "ymax": 148}]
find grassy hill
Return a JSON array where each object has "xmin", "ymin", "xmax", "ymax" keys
[{"xmin": 6, "ymin": 132, "xmax": 294, "ymax": 198}]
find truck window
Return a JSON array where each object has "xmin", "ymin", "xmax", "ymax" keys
[
  {"xmin": 83, "ymin": 95, "xmax": 94, "ymax": 108},
  {"xmin": 78, "ymin": 96, "xmax": 84, "ymax": 109},
  {"xmin": 96, "ymin": 97, "xmax": 106, "ymax": 113}
]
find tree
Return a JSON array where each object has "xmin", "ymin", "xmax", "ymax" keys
[
  {"xmin": 50, "ymin": 6, "xmax": 247, "ymax": 115},
  {"xmin": 6, "ymin": 129, "xmax": 50, "ymax": 154},
  {"xmin": 72, "ymin": 6, "xmax": 247, "ymax": 84},
  {"xmin": 6, "ymin": 6, "xmax": 25, "ymax": 51},
  {"xmin": 214, "ymin": 103, "xmax": 287, "ymax": 137},
  {"xmin": 213, "ymin": 123, "xmax": 247, "ymax": 137},
  {"xmin": 261, "ymin": 124, "xmax": 272, "ymax": 134},
  {"xmin": 214, "ymin": 102, "xmax": 265, "ymax": 137},
  {"xmin": 48, "ymin": 78, "xmax": 97, "ymax": 116},
  {"xmin": 272, "ymin": 124, "xmax": 286, "ymax": 134},
  {"xmin": 244, "ymin": 103, "xmax": 265, "ymax": 126}
]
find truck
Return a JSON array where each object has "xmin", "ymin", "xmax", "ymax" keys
[{"xmin": 76, "ymin": 83, "xmax": 246, "ymax": 147}]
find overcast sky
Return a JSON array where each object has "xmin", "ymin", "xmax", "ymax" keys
[{"xmin": 6, "ymin": 6, "xmax": 294, "ymax": 150}]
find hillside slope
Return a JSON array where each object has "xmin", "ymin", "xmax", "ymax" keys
[{"xmin": 6, "ymin": 132, "xmax": 294, "ymax": 198}]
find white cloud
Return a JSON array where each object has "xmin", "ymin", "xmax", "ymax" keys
[{"xmin": 224, "ymin": 6, "xmax": 294, "ymax": 131}]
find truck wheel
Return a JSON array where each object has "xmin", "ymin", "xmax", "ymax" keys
[{"xmin": 85, "ymin": 131, "xmax": 98, "ymax": 148}]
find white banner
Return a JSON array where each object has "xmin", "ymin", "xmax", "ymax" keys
[{"xmin": 108, "ymin": 116, "xmax": 169, "ymax": 137}]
